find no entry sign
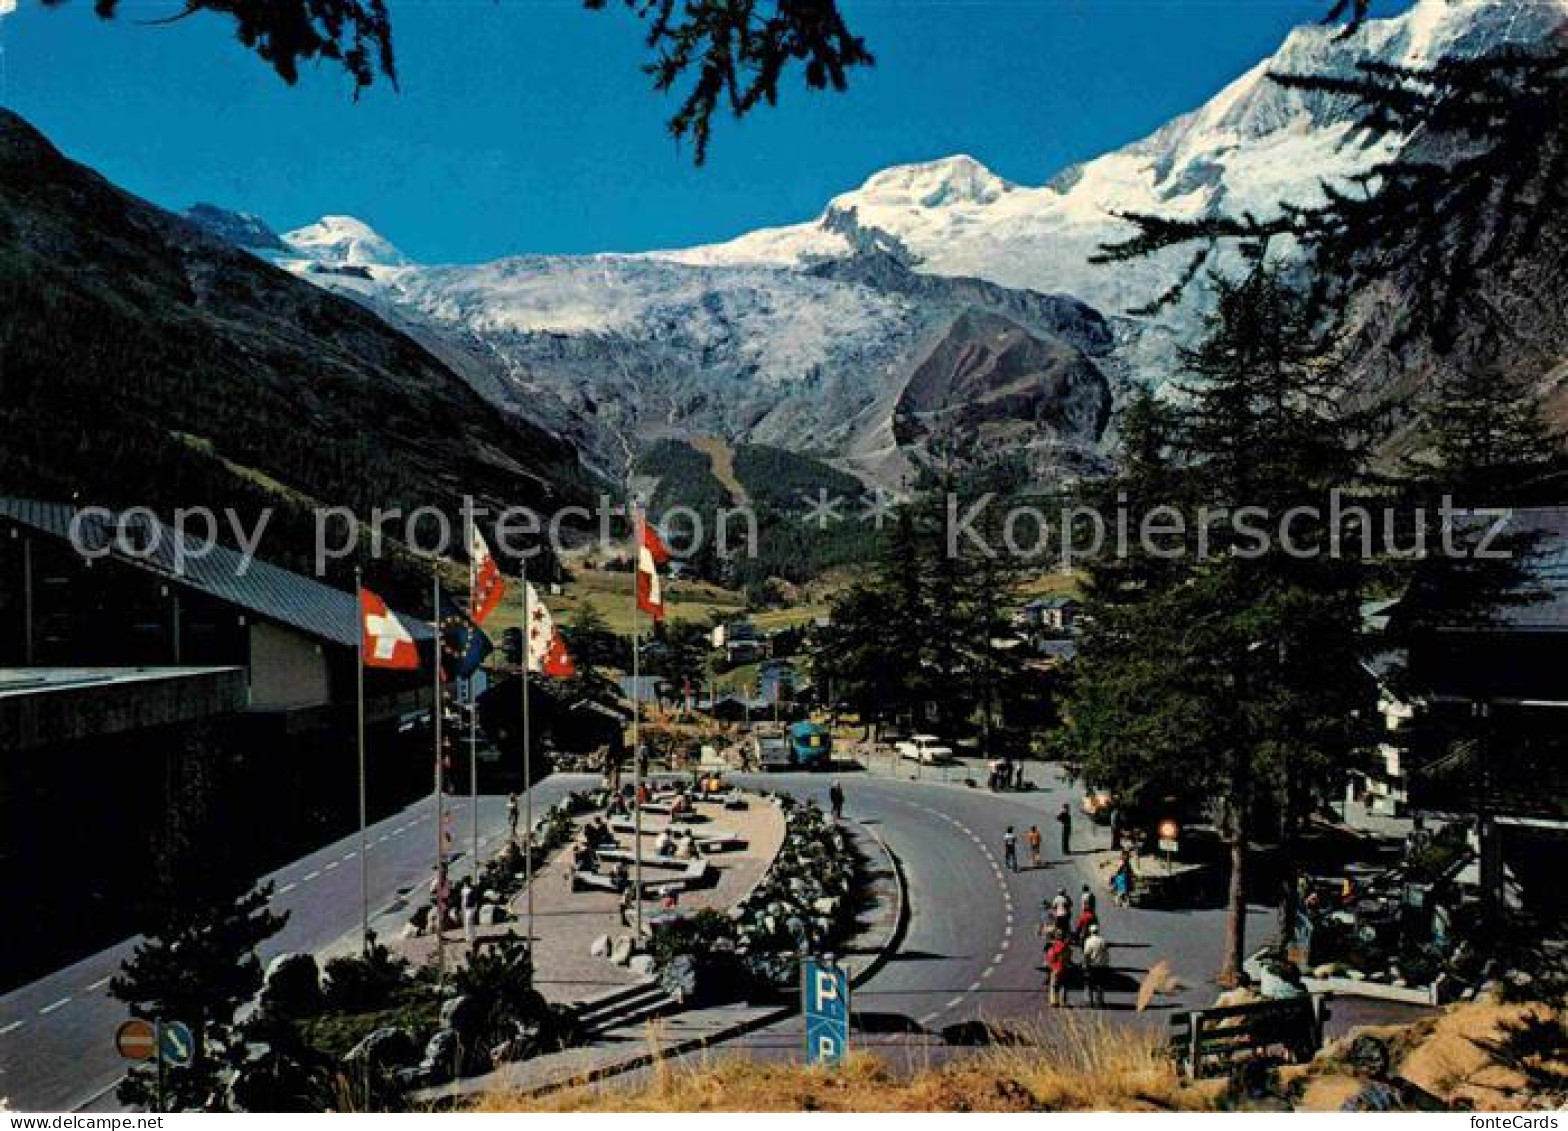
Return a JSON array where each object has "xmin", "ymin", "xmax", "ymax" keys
[{"xmin": 115, "ymin": 1018, "xmax": 156, "ymax": 1062}]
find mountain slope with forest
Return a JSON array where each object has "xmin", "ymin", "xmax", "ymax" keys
[{"xmin": 0, "ymin": 110, "xmax": 596, "ymax": 586}]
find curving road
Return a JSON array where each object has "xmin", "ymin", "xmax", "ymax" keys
[
  {"xmin": 1, "ymin": 762, "xmax": 1421, "ymax": 1110},
  {"xmin": 0, "ymin": 776, "xmax": 596, "ymax": 1113}
]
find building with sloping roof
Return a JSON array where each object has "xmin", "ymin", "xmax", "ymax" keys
[{"xmin": 0, "ymin": 500, "xmax": 440, "ymax": 986}]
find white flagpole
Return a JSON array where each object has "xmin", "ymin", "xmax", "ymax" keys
[
  {"xmin": 521, "ymin": 559, "xmax": 534, "ymax": 958},
  {"xmin": 355, "ymin": 567, "xmax": 369, "ymax": 952},
  {"xmin": 467, "ymin": 519, "xmax": 480, "ymax": 887},
  {"xmin": 432, "ymin": 572, "xmax": 446, "ymax": 980},
  {"xmin": 631, "ymin": 502, "xmax": 643, "ymax": 937}
]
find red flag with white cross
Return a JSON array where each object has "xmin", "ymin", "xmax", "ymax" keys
[{"xmin": 360, "ymin": 587, "xmax": 420, "ymax": 670}]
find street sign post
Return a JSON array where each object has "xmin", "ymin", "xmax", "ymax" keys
[
  {"xmin": 802, "ymin": 956, "xmax": 850, "ymax": 1067},
  {"xmin": 158, "ymin": 1020, "xmax": 194, "ymax": 1067},
  {"xmin": 115, "ymin": 1019, "xmax": 156, "ymax": 1062}
]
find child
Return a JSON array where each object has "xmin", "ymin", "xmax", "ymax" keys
[{"xmin": 1046, "ymin": 930, "xmax": 1073, "ymax": 1007}]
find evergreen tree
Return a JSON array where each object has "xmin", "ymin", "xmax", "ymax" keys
[
  {"xmin": 111, "ymin": 729, "xmax": 287, "ymax": 1110},
  {"xmin": 1066, "ymin": 262, "xmax": 1377, "ymax": 980}
]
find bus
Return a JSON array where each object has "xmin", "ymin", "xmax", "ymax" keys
[{"xmin": 788, "ymin": 721, "xmax": 832, "ymax": 771}]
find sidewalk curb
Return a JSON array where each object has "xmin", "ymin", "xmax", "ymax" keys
[{"xmin": 436, "ymin": 814, "xmax": 911, "ymax": 1104}]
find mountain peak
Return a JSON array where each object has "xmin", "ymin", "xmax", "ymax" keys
[
  {"xmin": 184, "ymin": 203, "xmax": 288, "ymax": 252},
  {"xmin": 844, "ymin": 154, "xmax": 1014, "ymax": 211},
  {"xmin": 283, "ymin": 214, "xmax": 407, "ymax": 267}
]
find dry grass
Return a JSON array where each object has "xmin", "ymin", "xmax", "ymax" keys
[{"xmin": 475, "ymin": 1015, "xmax": 1205, "ymax": 1113}]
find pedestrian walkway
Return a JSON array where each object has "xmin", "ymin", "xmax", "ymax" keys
[{"xmin": 388, "ymin": 784, "xmax": 788, "ymax": 1007}]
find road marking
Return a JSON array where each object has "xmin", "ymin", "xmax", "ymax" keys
[
  {"xmin": 968, "ymin": 980, "xmax": 983, "ymax": 992},
  {"xmin": 343, "ymin": 852, "xmax": 357, "ymax": 861},
  {"xmin": 85, "ymin": 976, "xmax": 111, "ymax": 992},
  {"xmin": 278, "ymin": 882, "xmax": 297, "ymax": 894},
  {"xmin": 324, "ymin": 861, "xmax": 339, "ymax": 871},
  {"xmin": 992, "ymin": 952, "xmax": 1006, "ymax": 966},
  {"xmin": 390, "ymin": 828, "xmax": 405, "ymax": 837},
  {"xmin": 983, "ymin": 965, "xmax": 996, "ymax": 979},
  {"xmin": 918, "ymin": 1012, "xmax": 939, "ymax": 1026},
  {"xmin": 0, "ymin": 1020, "xmax": 24, "ymax": 1035},
  {"xmin": 304, "ymin": 871, "xmax": 321, "ymax": 882},
  {"xmin": 945, "ymin": 996, "xmax": 964, "ymax": 1010},
  {"xmin": 38, "ymin": 997, "xmax": 71, "ymax": 1015},
  {"xmin": 1003, "ymin": 924, "xmax": 1013, "ymax": 939}
]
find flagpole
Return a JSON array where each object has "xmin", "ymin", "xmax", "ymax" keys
[
  {"xmin": 521, "ymin": 558, "xmax": 534, "ymax": 961},
  {"xmin": 355, "ymin": 567, "xmax": 369, "ymax": 952},
  {"xmin": 432, "ymin": 572, "xmax": 446, "ymax": 981},
  {"xmin": 467, "ymin": 518, "xmax": 479, "ymax": 889},
  {"xmin": 631, "ymin": 502, "xmax": 643, "ymax": 937}
]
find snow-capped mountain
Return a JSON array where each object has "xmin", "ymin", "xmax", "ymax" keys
[
  {"xmin": 204, "ymin": 0, "xmax": 1568, "ymax": 483},
  {"xmin": 283, "ymin": 214, "xmax": 407, "ymax": 268},
  {"xmin": 659, "ymin": 0, "xmax": 1567, "ymax": 315}
]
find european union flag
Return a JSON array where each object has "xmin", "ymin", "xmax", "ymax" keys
[{"xmin": 437, "ymin": 587, "xmax": 493, "ymax": 680}]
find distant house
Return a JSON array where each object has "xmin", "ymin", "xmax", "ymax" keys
[
  {"xmin": 717, "ymin": 620, "xmax": 768, "ymax": 664},
  {"xmin": 617, "ymin": 674, "xmax": 670, "ymax": 707},
  {"xmin": 1014, "ymin": 595, "xmax": 1083, "ymax": 634}
]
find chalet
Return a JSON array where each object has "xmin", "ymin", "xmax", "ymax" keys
[{"xmin": 1013, "ymin": 595, "xmax": 1083, "ymax": 634}]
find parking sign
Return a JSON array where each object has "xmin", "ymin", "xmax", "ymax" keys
[{"xmin": 803, "ymin": 957, "xmax": 850, "ymax": 1066}]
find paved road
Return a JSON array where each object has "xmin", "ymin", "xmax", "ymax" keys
[
  {"xmin": 701, "ymin": 764, "xmax": 1417, "ymax": 1071},
  {"xmin": 0, "ymin": 776, "xmax": 595, "ymax": 1113},
  {"xmin": 2, "ymin": 761, "xmax": 1420, "ymax": 1110}
]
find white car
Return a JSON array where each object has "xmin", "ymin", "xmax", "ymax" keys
[{"xmin": 896, "ymin": 734, "xmax": 953, "ymax": 764}]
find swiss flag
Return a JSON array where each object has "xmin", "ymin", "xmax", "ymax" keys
[
  {"xmin": 636, "ymin": 514, "xmax": 670, "ymax": 621},
  {"xmin": 523, "ymin": 582, "xmax": 576, "ymax": 679},
  {"xmin": 361, "ymin": 587, "xmax": 420, "ymax": 670},
  {"xmin": 469, "ymin": 525, "xmax": 507, "ymax": 626}
]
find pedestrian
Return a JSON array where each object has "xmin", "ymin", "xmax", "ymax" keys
[
  {"xmin": 1074, "ymin": 902, "xmax": 1098, "ymax": 943},
  {"xmin": 1056, "ymin": 802, "xmax": 1073, "ymax": 856},
  {"xmin": 1108, "ymin": 805, "xmax": 1123, "ymax": 851},
  {"xmin": 829, "ymin": 780, "xmax": 845, "ymax": 820},
  {"xmin": 1025, "ymin": 825, "xmax": 1043, "ymax": 869},
  {"xmin": 1080, "ymin": 883, "xmax": 1096, "ymax": 916},
  {"xmin": 1014, "ymin": 763, "xmax": 1026, "ymax": 791},
  {"xmin": 619, "ymin": 882, "xmax": 637, "ymax": 928},
  {"xmin": 1081, "ymin": 923, "xmax": 1109, "ymax": 1008},
  {"xmin": 1111, "ymin": 851, "xmax": 1136, "ymax": 908},
  {"xmin": 1003, "ymin": 826, "xmax": 1019, "ymax": 872},
  {"xmin": 507, "ymin": 792, "xmax": 520, "ymax": 840},
  {"xmin": 1050, "ymin": 887, "xmax": 1072, "ymax": 936},
  {"xmin": 461, "ymin": 884, "xmax": 477, "ymax": 951},
  {"xmin": 1046, "ymin": 929, "xmax": 1072, "ymax": 1007}
]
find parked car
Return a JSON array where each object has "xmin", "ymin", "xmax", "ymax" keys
[
  {"xmin": 896, "ymin": 734, "xmax": 953, "ymax": 764},
  {"xmin": 753, "ymin": 727, "xmax": 793, "ymax": 771}
]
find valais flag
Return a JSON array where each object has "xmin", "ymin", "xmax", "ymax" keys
[
  {"xmin": 468, "ymin": 525, "xmax": 506, "ymax": 626},
  {"xmin": 636, "ymin": 513, "xmax": 670, "ymax": 621},
  {"xmin": 360, "ymin": 588, "xmax": 420, "ymax": 670},
  {"xmin": 524, "ymin": 582, "xmax": 575, "ymax": 678}
]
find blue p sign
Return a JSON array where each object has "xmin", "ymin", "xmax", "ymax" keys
[{"xmin": 803, "ymin": 957, "xmax": 849, "ymax": 1066}]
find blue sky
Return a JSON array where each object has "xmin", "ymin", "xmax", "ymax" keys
[{"xmin": 0, "ymin": 0, "xmax": 1409, "ymax": 262}]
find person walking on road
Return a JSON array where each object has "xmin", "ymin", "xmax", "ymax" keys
[
  {"xmin": 829, "ymin": 780, "xmax": 845, "ymax": 821},
  {"xmin": 1003, "ymin": 826, "xmax": 1019, "ymax": 872},
  {"xmin": 1050, "ymin": 887, "xmax": 1073, "ymax": 937},
  {"xmin": 1056, "ymin": 802, "xmax": 1073, "ymax": 856},
  {"xmin": 1111, "ymin": 851, "xmax": 1136, "ymax": 908},
  {"xmin": 1025, "ymin": 825, "xmax": 1043, "ymax": 869},
  {"xmin": 1046, "ymin": 929, "xmax": 1073, "ymax": 1007},
  {"xmin": 1081, "ymin": 923, "xmax": 1109, "ymax": 1008},
  {"xmin": 507, "ymin": 792, "xmax": 520, "ymax": 841}
]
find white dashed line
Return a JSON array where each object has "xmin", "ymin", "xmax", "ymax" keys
[
  {"xmin": 1, "ymin": 1020, "xmax": 24, "ymax": 1035},
  {"xmin": 304, "ymin": 871, "xmax": 321, "ymax": 882},
  {"xmin": 324, "ymin": 861, "xmax": 339, "ymax": 871},
  {"xmin": 85, "ymin": 976, "xmax": 111, "ymax": 992},
  {"xmin": 945, "ymin": 996, "xmax": 964, "ymax": 1010},
  {"xmin": 343, "ymin": 852, "xmax": 357, "ymax": 861},
  {"xmin": 918, "ymin": 1012, "xmax": 939, "ymax": 1026},
  {"xmin": 278, "ymin": 882, "xmax": 297, "ymax": 895},
  {"xmin": 38, "ymin": 997, "xmax": 71, "ymax": 1016},
  {"xmin": 968, "ymin": 980, "xmax": 983, "ymax": 992}
]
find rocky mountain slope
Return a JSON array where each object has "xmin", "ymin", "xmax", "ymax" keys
[
  {"xmin": 0, "ymin": 110, "xmax": 594, "ymax": 585},
  {"xmin": 196, "ymin": 0, "xmax": 1568, "ymax": 484}
]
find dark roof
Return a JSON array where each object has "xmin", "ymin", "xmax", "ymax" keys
[
  {"xmin": 1036, "ymin": 639, "xmax": 1079, "ymax": 661},
  {"xmin": 1026, "ymin": 595, "xmax": 1080, "ymax": 611},
  {"xmin": 617, "ymin": 675, "xmax": 667, "ymax": 703},
  {"xmin": 0, "ymin": 499, "xmax": 431, "ymax": 648},
  {"xmin": 1441, "ymin": 507, "xmax": 1568, "ymax": 632}
]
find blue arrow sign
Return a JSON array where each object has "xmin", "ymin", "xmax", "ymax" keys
[
  {"xmin": 158, "ymin": 1020, "xmax": 194, "ymax": 1067},
  {"xmin": 803, "ymin": 958, "xmax": 849, "ymax": 1066}
]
